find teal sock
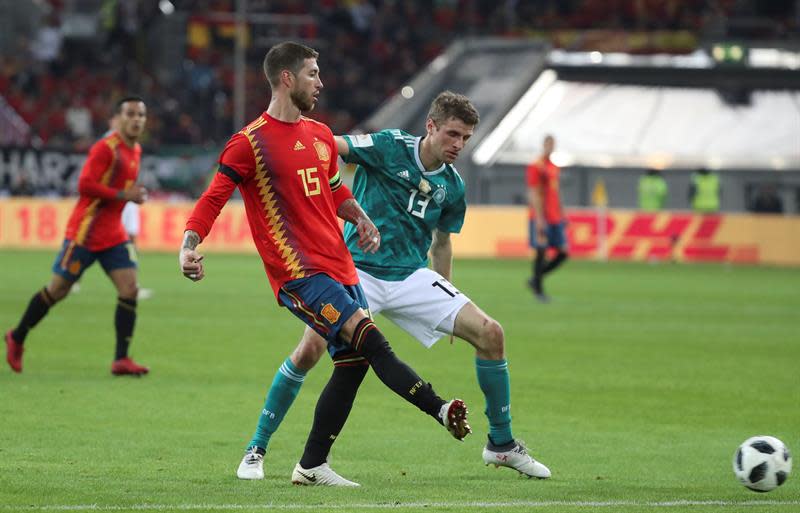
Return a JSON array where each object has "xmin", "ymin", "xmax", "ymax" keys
[
  {"xmin": 247, "ymin": 357, "xmax": 306, "ymax": 451},
  {"xmin": 475, "ymin": 358, "xmax": 513, "ymax": 446}
]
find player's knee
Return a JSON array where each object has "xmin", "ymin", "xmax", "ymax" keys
[
  {"xmin": 47, "ymin": 283, "xmax": 71, "ymax": 302},
  {"xmin": 118, "ymin": 283, "xmax": 138, "ymax": 300},
  {"xmin": 291, "ymin": 335, "xmax": 326, "ymax": 370},
  {"xmin": 479, "ymin": 319, "xmax": 505, "ymax": 359}
]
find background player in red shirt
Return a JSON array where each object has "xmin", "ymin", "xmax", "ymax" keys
[
  {"xmin": 527, "ymin": 134, "xmax": 569, "ymax": 303},
  {"xmin": 5, "ymin": 97, "xmax": 150, "ymax": 376},
  {"xmin": 178, "ymin": 42, "xmax": 470, "ymax": 486}
]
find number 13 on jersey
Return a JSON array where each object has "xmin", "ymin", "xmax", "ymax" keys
[{"xmin": 407, "ymin": 188, "xmax": 431, "ymax": 219}]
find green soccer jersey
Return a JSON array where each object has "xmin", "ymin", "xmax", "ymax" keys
[{"xmin": 342, "ymin": 129, "xmax": 467, "ymax": 281}]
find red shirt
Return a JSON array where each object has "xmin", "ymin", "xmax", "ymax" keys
[
  {"xmin": 526, "ymin": 157, "xmax": 563, "ymax": 224},
  {"xmin": 64, "ymin": 132, "xmax": 141, "ymax": 251},
  {"xmin": 186, "ymin": 113, "xmax": 358, "ymax": 300}
]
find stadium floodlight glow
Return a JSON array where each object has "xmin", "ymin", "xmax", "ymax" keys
[
  {"xmin": 770, "ymin": 157, "xmax": 786, "ymax": 170},
  {"xmin": 473, "ymin": 69, "xmax": 557, "ymax": 166},
  {"xmin": 550, "ymin": 151, "xmax": 574, "ymax": 168},
  {"xmin": 401, "ymin": 86, "xmax": 414, "ymax": 99},
  {"xmin": 590, "ymin": 51, "xmax": 602, "ymax": 64},
  {"xmin": 430, "ymin": 54, "xmax": 449, "ymax": 72},
  {"xmin": 159, "ymin": 0, "xmax": 175, "ymax": 15}
]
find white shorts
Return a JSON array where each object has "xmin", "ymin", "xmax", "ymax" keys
[
  {"xmin": 121, "ymin": 202, "xmax": 140, "ymax": 237},
  {"xmin": 357, "ymin": 267, "xmax": 471, "ymax": 348}
]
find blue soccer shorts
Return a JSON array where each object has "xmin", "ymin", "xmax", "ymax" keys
[
  {"xmin": 278, "ymin": 272, "xmax": 369, "ymax": 359},
  {"xmin": 52, "ymin": 239, "xmax": 137, "ymax": 282},
  {"xmin": 529, "ymin": 220, "xmax": 568, "ymax": 250}
]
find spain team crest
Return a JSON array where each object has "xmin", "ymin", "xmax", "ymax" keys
[
  {"xmin": 313, "ymin": 141, "xmax": 330, "ymax": 162},
  {"xmin": 68, "ymin": 260, "xmax": 82, "ymax": 275},
  {"xmin": 320, "ymin": 303, "xmax": 341, "ymax": 324}
]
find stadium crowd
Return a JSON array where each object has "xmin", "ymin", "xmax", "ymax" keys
[{"xmin": 0, "ymin": 0, "xmax": 797, "ymax": 153}]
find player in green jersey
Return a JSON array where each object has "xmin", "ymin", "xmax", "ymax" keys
[{"xmin": 237, "ymin": 91, "xmax": 551, "ymax": 484}]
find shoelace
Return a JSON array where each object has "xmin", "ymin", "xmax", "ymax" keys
[
  {"xmin": 244, "ymin": 449, "xmax": 262, "ymax": 464},
  {"xmin": 512, "ymin": 441, "xmax": 530, "ymax": 456}
]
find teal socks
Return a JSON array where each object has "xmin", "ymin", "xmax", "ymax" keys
[
  {"xmin": 248, "ymin": 357, "xmax": 306, "ymax": 451},
  {"xmin": 475, "ymin": 358, "xmax": 513, "ymax": 446}
]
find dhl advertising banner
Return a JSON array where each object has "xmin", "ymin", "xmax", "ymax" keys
[{"xmin": 1, "ymin": 199, "xmax": 799, "ymax": 266}]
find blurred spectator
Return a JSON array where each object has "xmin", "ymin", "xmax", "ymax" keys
[
  {"xmin": 638, "ymin": 168, "xmax": 668, "ymax": 211},
  {"xmin": 751, "ymin": 184, "xmax": 784, "ymax": 214},
  {"xmin": 10, "ymin": 171, "xmax": 36, "ymax": 197},
  {"xmin": 1, "ymin": 0, "xmax": 797, "ymax": 197},
  {"xmin": 30, "ymin": 13, "xmax": 63, "ymax": 66},
  {"xmin": 65, "ymin": 95, "xmax": 93, "ymax": 140},
  {"xmin": 689, "ymin": 168, "xmax": 721, "ymax": 214}
]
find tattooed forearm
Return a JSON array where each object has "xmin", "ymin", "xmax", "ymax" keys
[
  {"xmin": 337, "ymin": 198, "xmax": 366, "ymax": 224},
  {"xmin": 182, "ymin": 230, "xmax": 201, "ymax": 251}
]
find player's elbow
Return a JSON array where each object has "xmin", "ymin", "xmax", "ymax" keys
[{"xmin": 77, "ymin": 179, "xmax": 92, "ymax": 196}]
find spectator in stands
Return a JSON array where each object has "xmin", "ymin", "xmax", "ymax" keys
[
  {"xmin": 638, "ymin": 168, "xmax": 668, "ymax": 211},
  {"xmin": 30, "ymin": 13, "xmax": 63, "ymax": 68},
  {"xmin": 689, "ymin": 167, "xmax": 721, "ymax": 214},
  {"xmin": 65, "ymin": 94, "xmax": 93, "ymax": 141},
  {"xmin": 9, "ymin": 170, "xmax": 36, "ymax": 197},
  {"xmin": 751, "ymin": 184, "xmax": 784, "ymax": 214}
]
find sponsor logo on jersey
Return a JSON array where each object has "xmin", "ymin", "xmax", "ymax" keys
[
  {"xmin": 320, "ymin": 303, "xmax": 341, "ymax": 324},
  {"xmin": 313, "ymin": 141, "xmax": 330, "ymax": 161},
  {"xmin": 397, "ymin": 170, "xmax": 410, "ymax": 180},
  {"xmin": 293, "ymin": 140, "xmax": 306, "ymax": 151}
]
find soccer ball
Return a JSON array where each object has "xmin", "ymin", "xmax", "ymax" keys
[{"xmin": 733, "ymin": 436, "xmax": 792, "ymax": 492}]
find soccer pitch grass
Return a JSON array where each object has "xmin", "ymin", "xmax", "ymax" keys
[{"xmin": 1, "ymin": 250, "xmax": 798, "ymax": 513}]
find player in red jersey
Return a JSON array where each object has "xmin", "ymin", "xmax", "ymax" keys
[
  {"xmin": 5, "ymin": 97, "xmax": 150, "ymax": 376},
  {"xmin": 179, "ymin": 42, "xmax": 470, "ymax": 486},
  {"xmin": 527, "ymin": 134, "xmax": 569, "ymax": 303}
]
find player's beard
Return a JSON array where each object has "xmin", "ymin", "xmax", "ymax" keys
[{"xmin": 291, "ymin": 89, "xmax": 315, "ymax": 112}]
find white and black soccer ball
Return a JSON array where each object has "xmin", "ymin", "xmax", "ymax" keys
[{"xmin": 733, "ymin": 436, "xmax": 792, "ymax": 492}]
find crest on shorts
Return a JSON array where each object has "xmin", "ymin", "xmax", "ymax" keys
[
  {"xmin": 68, "ymin": 260, "xmax": 82, "ymax": 275},
  {"xmin": 313, "ymin": 141, "xmax": 330, "ymax": 162},
  {"xmin": 320, "ymin": 303, "xmax": 341, "ymax": 324}
]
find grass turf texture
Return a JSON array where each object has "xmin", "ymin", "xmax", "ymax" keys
[{"xmin": 0, "ymin": 250, "xmax": 798, "ymax": 513}]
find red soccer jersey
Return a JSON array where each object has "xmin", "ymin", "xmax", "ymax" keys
[
  {"xmin": 186, "ymin": 113, "xmax": 358, "ymax": 300},
  {"xmin": 64, "ymin": 132, "xmax": 141, "ymax": 251},
  {"xmin": 526, "ymin": 157, "xmax": 563, "ymax": 224}
]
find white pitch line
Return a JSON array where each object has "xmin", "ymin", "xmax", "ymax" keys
[{"xmin": 2, "ymin": 501, "xmax": 799, "ymax": 511}]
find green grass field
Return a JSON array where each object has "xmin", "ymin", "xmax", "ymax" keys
[{"xmin": 1, "ymin": 250, "xmax": 798, "ymax": 513}]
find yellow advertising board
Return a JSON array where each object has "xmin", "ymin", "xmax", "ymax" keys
[{"xmin": 1, "ymin": 199, "xmax": 799, "ymax": 266}]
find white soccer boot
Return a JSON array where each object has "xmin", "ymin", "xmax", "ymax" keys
[
  {"xmin": 291, "ymin": 462, "xmax": 360, "ymax": 487},
  {"xmin": 236, "ymin": 447, "xmax": 264, "ymax": 480},
  {"xmin": 439, "ymin": 399, "xmax": 472, "ymax": 440},
  {"xmin": 482, "ymin": 439, "xmax": 551, "ymax": 479}
]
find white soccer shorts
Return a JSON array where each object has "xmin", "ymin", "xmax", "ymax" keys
[
  {"xmin": 121, "ymin": 202, "xmax": 141, "ymax": 238},
  {"xmin": 357, "ymin": 267, "xmax": 471, "ymax": 348}
]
